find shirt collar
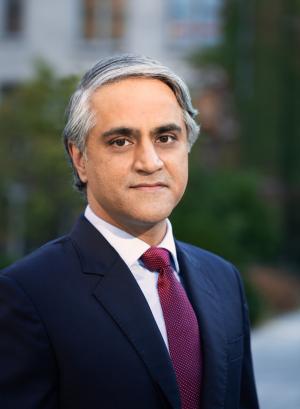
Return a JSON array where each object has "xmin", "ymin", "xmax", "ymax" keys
[{"xmin": 84, "ymin": 205, "xmax": 179, "ymax": 272}]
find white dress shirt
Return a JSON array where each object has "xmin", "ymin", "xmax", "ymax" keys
[{"xmin": 84, "ymin": 205, "xmax": 181, "ymax": 349}]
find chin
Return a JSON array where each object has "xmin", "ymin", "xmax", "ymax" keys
[{"xmin": 131, "ymin": 209, "xmax": 172, "ymax": 227}]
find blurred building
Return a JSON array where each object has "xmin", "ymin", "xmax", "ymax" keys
[{"xmin": 0, "ymin": 0, "xmax": 222, "ymax": 93}]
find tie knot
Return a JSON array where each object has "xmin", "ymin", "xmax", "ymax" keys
[{"xmin": 141, "ymin": 247, "xmax": 172, "ymax": 272}]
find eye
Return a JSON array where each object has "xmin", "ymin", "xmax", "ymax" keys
[
  {"xmin": 110, "ymin": 138, "xmax": 131, "ymax": 147},
  {"xmin": 157, "ymin": 135, "xmax": 176, "ymax": 144}
]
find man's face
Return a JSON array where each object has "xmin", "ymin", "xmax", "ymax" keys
[{"xmin": 70, "ymin": 77, "xmax": 189, "ymax": 237}]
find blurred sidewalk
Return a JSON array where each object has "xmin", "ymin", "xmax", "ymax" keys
[{"xmin": 252, "ymin": 310, "xmax": 300, "ymax": 409}]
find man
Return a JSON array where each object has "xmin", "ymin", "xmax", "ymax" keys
[{"xmin": 0, "ymin": 54, "xmax": 259, "ymax": 409}]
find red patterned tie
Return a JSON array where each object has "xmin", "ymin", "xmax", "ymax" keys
[{"xmin": 141, "ymin": 247, "xmax": 202, "ymax": 409}]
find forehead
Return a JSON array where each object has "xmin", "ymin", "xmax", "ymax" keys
[
  {"xmin": 91, "ymin": 77, "xmax": 178, "ymax": 102},
  {"xmin": 89, "ymin": 77, "xmax": 184, "ymax": 126}
]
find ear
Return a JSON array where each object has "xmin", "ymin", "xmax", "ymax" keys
[{"xmin": 68, "ymin": 143, "xmax": 88, "ymax": 183}]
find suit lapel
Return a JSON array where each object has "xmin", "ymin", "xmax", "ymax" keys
[
  {"xmin": 70, "ymin": 216, "xmax": 181, "ymax": 409},
  {"xmin": 176, "ymin": 242, "xmax": 228, "ymax": 409}
]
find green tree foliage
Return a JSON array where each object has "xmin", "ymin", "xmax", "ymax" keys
[
  {"xmin": 0, "ymin": 64, "xmax": 82, "ymax": 257},
  {"xmin": 191, "ymin": 0, "xmax": 300, "ymax": 266},
  {"xmin": 172, "ymin": 166, "xmax": 280, "ymax": 267}
]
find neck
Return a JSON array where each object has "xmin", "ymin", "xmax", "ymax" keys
[{"xmin": 134, "ymin": 221, "xmax": 168, "ymax": 246}]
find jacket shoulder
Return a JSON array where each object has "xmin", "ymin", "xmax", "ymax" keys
[
  {"xmin": 176, "ymin": 240, "xmax": 233, "ymax": 271},
  {"xmin": 1, "ymin": 235, "xmax": 77, "ymax": 285},
  {"xmin": 176, "ymin": 240, "xmax": 243, "ymax": 292}
]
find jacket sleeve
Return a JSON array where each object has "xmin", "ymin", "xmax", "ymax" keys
[
  {"xmin": 0, "ymin": 274, "xmax": 59, "ymax": 409},
  {"xmin": 233, "ymin": 267, "xmax": 260, "ymax": 409}
]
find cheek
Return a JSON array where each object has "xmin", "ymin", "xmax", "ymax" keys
[
  {"xmin": 85, "ymin": 159, "xmax": 108, "ymax": 193},
  {"xmin": 87, "ymin": 157, "xmax": 128, "ymax": 191},
  {"xmin": 174, "ymin": 152, "xmax": 189, "ymax": 186},
  {"xmin": 164, "ymin": 159, "xmax": 188, "ymax": 207},
  {"xmin": 178, "ymin": 168, "xmax": 188, "ymax": 198}
]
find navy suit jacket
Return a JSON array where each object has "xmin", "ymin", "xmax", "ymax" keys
[{"xmin": 0, "ymin": 215, "xmax": 259, "ymax": 409}]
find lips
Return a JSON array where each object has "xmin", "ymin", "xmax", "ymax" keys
[{"xmin": 130, "ymin": 182, "xmax": 168, "ymax": 191}]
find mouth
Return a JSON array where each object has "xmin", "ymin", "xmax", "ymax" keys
[{"xmin": 130, "ymin": 182, "xmax": 168, "ymax": 192}]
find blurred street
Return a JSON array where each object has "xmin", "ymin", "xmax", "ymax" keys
[{"xmin": 252, "ymin": 310, "xmax": 300, "ymax": 409}]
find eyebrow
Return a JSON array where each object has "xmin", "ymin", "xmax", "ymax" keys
[
  {"xmin": 101, "ymin": 123, "xmax": 183, "ymax": 139},
  {"xmin": 151, "ymin": 123, "xmax": 183, "ymax": 135},
  {"xmin": 101, "ymin": 127, "xmax": 135, "ymax": 138}
]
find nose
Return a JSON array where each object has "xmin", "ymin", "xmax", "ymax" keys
[{"xmin": 133, "ymin": 141, "xmax": 163, "ymax": 174}]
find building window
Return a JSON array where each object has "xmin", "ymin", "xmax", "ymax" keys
[
  {"xmin": 166, "ymin": 0, "xmax": 222, "ymax": 48},
  {"xmin": 4, "ymin": 0, "xmax": 23, "ymax": 36},
  {"xmin": 82, "ymin": 0, "xmax": 125, "ymax": 40}
]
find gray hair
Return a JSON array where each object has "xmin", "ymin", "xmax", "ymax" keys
[{"xmin": 63, "ymin": 54, "xmax": 200, "ymax": 192}]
